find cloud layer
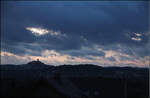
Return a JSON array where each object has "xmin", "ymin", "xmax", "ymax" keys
[
  {"xmin": 1, "ymin": 1, "xmax": 149, "ymax": 67},
  {"xmin": 1, "ymin": 49, "xmax": 149, "ymax": 67}
]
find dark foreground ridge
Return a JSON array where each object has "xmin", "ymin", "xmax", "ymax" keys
[{"xmin": 0, "ymin": 61, "xmax": 149, "ymax": 98}]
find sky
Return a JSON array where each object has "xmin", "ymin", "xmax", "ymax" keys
[{"xmin": 1, "ymin": 1, "xmax": 149, "ymax": 67}]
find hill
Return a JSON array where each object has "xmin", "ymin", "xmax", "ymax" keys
[{"xmin": 0, "ymin": 61, "xmax": 149, "ymax": 98}]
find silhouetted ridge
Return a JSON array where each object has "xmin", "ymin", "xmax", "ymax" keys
[
  {"xmin": 1, "ymin": 63, "xmax": 148, "ymax": 98},
  {"xmin": 28, "ymin": 59, "xmax": 45, "ymax": 65}
]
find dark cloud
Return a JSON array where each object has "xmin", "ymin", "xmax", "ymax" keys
[
  {"xmin": 64, "ymin": 50, "xmax": 105, "ymax": 57},
  {"xmin": 1, "ymin": 1, "xmax": 149, "ymax": 59}
]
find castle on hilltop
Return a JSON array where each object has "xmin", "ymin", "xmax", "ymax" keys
[{"xmin": 28, "ymin": 59, "xmax": 44, "ymax": 65}]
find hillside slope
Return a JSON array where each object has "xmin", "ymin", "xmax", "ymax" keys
[{"xmin": 0, "ymin": 61, "xmax": 149, "ymax": 98}]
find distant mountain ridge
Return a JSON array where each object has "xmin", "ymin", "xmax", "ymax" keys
[
  {"xmin": 0, "ymin": 61, "xmax": 149, "ymax": 98},
  {"xmin": 1, "ymin": 61, "xmax": 148, "ymax": 78}
]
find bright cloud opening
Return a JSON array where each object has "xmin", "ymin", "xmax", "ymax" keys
[
  {"xmin": 26, "ymin": 27, "xmax": 49, "ymax": 36},
  {"xmin": 131, "ymin": 37, "xmax": 142, "ymax": 41},
  {"xmin": 134, "ymin": 32, "xmax": 142, "ymax": 37},
  {"xmin": 130, "ymin": 32, "xmax": 143, "ymax": 42},
  {"xmin": 26, "ymin": 27, "xmax": 64, "ymax": 37},
  {"xmin": 104, "ymin": 50, "xmax": 116, "ymax": 58}
]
